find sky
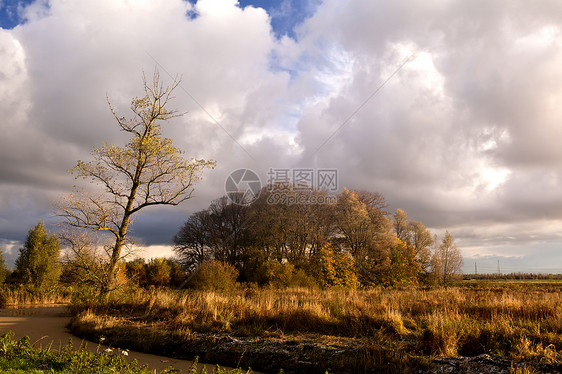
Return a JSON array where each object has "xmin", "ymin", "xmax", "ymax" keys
[{"xmin": 1, "ymin": 0, "xmax": 562, "ymax": 274}]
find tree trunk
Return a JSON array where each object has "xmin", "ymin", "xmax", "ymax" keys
[{"xmin": 102, "ymin": 181, "xmax": 137, "ymax": 294}]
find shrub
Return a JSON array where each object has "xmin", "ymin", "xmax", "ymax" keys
[
  {"xmin": 256, "ymin": 260, "xmax": 317, "ymax": 288},
  {"xmin": 124, "ymin": 258, "xmax": 187, "ymax": 288},
  {"xmin": 311, "ymin": 243, "xmax": 360, "ymax": 289},
  {"xmin": 188, "ymin": 260, "xmax": 238, "ymax": 291}
]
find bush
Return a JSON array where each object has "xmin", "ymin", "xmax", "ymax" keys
[
  {"xmin": 311, "ymin": 243, "xmax": 360, "ymax": 289},
  {"xmin": 124, "ymin": 258, "xmax": 187, "ymax": 288},
  {"xmin": 188, "ymin": 260, "xmax": 238, "ymax": 291},
  {"xmin": 256, "ymin": 260, "xmax": 317, "ymax": 288}
]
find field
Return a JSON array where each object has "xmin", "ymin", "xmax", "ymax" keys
[{"xmin": 67, "ymin": 282, "xmax": 562, "ymax": 373}]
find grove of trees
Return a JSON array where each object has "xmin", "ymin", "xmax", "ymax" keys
[
  {"xmin": 174, "ymin": 184, "xmax": 464, "ymax": 288},
  {"xmin": 0, "ymin": 190, "xmax": 462, "ymax": 293}
]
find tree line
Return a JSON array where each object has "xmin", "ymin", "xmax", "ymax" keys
[{"xmin": 173, "ymin": 185, "xmax": 464, "ymax": 288}]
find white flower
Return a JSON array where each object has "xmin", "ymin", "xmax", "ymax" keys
[
  {"xmin": 104, "ymin": 348, "xmax": 113, "ymax": 353},
  {"xmin": 121, "ymin": 350, "xmax": 129, "ymax": 356},
  {"xmin": 99, "ymin": 337, "xmax": 106, "ymax": 342}
]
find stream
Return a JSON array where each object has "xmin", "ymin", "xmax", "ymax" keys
[{"xmin": 0, "ymin": 305, "xmax": 228, "ymax": 373}]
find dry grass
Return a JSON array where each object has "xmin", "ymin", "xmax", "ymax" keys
[
  {"xmin": 0, "ymin": 285, "xmax": 73, "ymax": 307},
  {"xmin": 70, "ymin": 284, "xmax": 562, "ymax": 371}
]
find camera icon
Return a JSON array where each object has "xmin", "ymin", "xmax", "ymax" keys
[{"xmin": 224, "ymin": 168, "xmax": 262, "ymax": 206}]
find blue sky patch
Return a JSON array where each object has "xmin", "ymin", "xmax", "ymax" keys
[
  {"xmin": 183, "ymin": 0, "xmax": 320, "ymax": 39},
  {"xmin": 238, "ymin": 0, "xmax": 320, "ymax": 39},
  {"xmin": 0, "ymin": 0, "xmax": 35, "ymax": 29}
]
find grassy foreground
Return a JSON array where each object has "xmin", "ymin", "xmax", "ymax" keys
[
  {"xmin": 0, "ymin": 331, "xmax": 250, "ymax": 374},
  {"xmin": 69, "ymin": 284, "xmax": 562, "ymax": 373}
]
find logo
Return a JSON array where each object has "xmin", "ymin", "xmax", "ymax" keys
[{"xmin": 225, "ymin": 169, "xmax": 262, "ymax": 205}]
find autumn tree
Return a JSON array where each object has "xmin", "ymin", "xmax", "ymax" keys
[
  {"xmin": 393, "ymin": 209, "xmax": 434, "ymax": 281},
  {"xmin": 335, "ymin": 189, "xmax": 393, "ymax": 286},
  {"xmin": 245, "ymin": 187, "xmax": 289, "ymax": 262},
  {"xmin": 0, "ymin": 247, "xmax": 9, "ymax": 285},
  {"xmin": 15, "ymin": 222, "xmax": 61, "ymax": 290},
  {"xmin": 393, "ymin": 209, "xmax": 410, "ymax": 242},
  {"xmin": 174, "ymin": 187, "xmax": 441, "ymax": 288},
  {"xmin": 57, "ymin": 71, "xmax": 215, "ymax": 293},
  {"xmin": 384, "ymin": 238, "xmax": 420, "ymax": 286},
  {"xmin": 335, "ymin": 189, "xmax": 376, "ymax": 257},
  {"xmin": 409, "ymin": 220, "xmax": 433, "ymax": 277},
  {"xmin": 432, "ymin": 231, "xmax": 463, "ymax": 285},
  {"xmin": 173, "ymin": 194, "xmax": 254, "ymax": 276}
]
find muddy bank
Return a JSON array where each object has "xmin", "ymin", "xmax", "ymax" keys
[
  {"xmin": 69, "ymin": 314, "xmax": 420, "ymax": 373},
  {"xmin": 69, "ymin": 313, "xmax": 560, "ymax": 374},
  {"xmin": 0, "ymin": 306, "xmax": 228, "ymax": 373},
  {"xmin": 420, "ymin": 354, "xmax": 560, "ymax": 374}
]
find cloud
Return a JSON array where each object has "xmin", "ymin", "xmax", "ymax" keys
[{"xmin": 1, "ymin": 0, "xmax": 561, "ymax": 271}]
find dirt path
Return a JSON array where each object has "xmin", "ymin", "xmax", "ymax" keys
[{"xmin": 0, "ymin": 306, "xmax": 226, "ymax": 373}]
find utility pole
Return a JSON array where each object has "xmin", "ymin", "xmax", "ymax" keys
[
  {"xmin": 474, "ymin": 262, "xmax": 477, "ymax": 275},
  {"xmin": 497, "ymin": 260, "xmax": 500, "ymax": 275}
]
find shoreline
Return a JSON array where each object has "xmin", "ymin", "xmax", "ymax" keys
[{"xmin": 0, "ymin": 305, "xmax": 234, "ymax": 373}]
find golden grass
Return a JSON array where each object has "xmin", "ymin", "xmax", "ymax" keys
[
  {"xmin": 0, "ymin": 285, "xmax": 73, "ymax": 307},
  {"xmin": 71, "ymin": 284, "xmax": 562, "ymax": 370}
]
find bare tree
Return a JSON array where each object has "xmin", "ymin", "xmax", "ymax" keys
[
  {"xmin": 173, "ymin": 210, "xmax": 213, "ymax": 272},
  {"xmin": 57, "ymin": 70, "xmax": 215, "ymax": 293}
]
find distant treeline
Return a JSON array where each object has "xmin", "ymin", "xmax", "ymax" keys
[{"xmin": 464, "ymin": 273, "xmax": 562, "ymax": 281}]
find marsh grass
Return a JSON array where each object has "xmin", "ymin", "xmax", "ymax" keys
[
  {"xmin": 0, "ymin": 285, "xmax": 73, "ymax": 308},
  {"xmin": 70, "ymin": 284, "xmax": 562, "ymax": 371}
]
